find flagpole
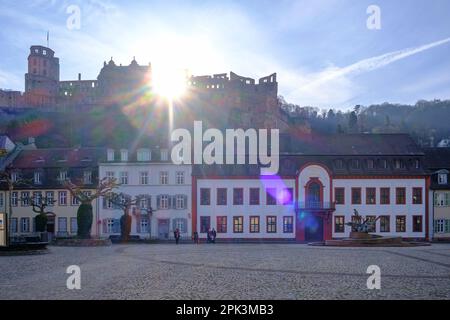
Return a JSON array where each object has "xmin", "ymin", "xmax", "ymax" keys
[{"xmin": 47, "ymin": 31, "xmax": 49, "ymax": 48}]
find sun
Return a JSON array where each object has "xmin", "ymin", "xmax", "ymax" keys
[{"xmin": 152, "ymin": 66, "xmax": 188, "ymax": 101}]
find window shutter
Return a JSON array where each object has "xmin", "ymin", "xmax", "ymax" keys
[
  {"xmin": 136, "ymin": 215, "xmax": 141, "ymax": 233},
  {"xmin": 102, "ymin": 196, "xmax": 107, "ymax": 209},
  {"xmin": 147, "ymin": 196, "xmax": 152, "ymax": 210},
  {"xmin": 102, "ymin": 219, "xmax": 107, "ymax": 234},
  {"xmin": 113, "ymin": 219, "xmax": 120, "ymax": 233},
  {"xmin": 181, "ymin": 218, "xmax": 187, "ymax": 233},
  {"xmin": 157, "ymin": 195, "xmax": 161, "ymax": 209},
  {"xmin": 183, "ymin": 195, "xmax": 188, "ymax": 209}
]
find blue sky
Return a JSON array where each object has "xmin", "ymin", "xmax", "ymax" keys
[{"xmin": 0, "ymin": 0, "xmax": 449, "ymax": 109}]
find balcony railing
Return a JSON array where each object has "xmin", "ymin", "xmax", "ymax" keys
[{"xmin": 298, "ymin": 201, "xmax": 335, "ymax": 210}]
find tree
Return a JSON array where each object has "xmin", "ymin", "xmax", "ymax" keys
[
  {"xmin": 64, "ymin": 177, "xmax": 118, "ymax": 239},
  {"xmin": 27, "ymin": 194, "xmax": 56, "ymax": 232},
  {"xmin": 348, "ymin": 111, "xmax": 358, "ymax": 133},
  {"xmin": 108, "ymin": 193, "xmax": 153, "ymax": 241}
]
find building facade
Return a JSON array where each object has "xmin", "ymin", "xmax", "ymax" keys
[
  {"xmin": 425, "ymin": 148, "xmax": 450, "ymax": 241},
  {"xmin": 1, "ymin": 148, "xmax": 104, "ymax": 238},
  {"xmin": 98, "ymin": 147, "xmax": 192, "ymax": 240},
  {"xmin": 192, "ymin": 134, "xmax": 429, "ymax": 242}
]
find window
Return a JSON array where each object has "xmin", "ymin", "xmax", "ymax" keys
[
  {"xmin": 413, "ymin": 216, "xmax": 423, "ymax": 232},
  {"xmin": 280, "ymin": 188, "xmax": 293, "ymax": 205},
  {"xmin": 107, "ymin": 149, "xmax": 115, "ymax": 161},
  {"xmin": 335, "ymin": 188, "xmax": 345, "ymax": 205},
  {"xmin": 58, "ymin": 217, "xmax": 68, "ymax": 233},
  {"xmin": 159, "ymin": 195, "xmax": 169, "ymax": 209},
  {"xmin": 217, "ymin": 188, "xmax": 227, "ymax": 206},
  {"xmin": 0, "ymin": 193, "xmax": 4, "ymax": 208},
  {"xmin": 21, "ymin": 217, "xmax": 30, "ymax": 233},
  {"xmin": 266, "ymin": 216, "xmax": 277, "ymax": 233},
  {"xmin": 59, "ymin": 171, "xmax": 68, "ymax": 182},
  {"xmin": 438, "ymin": 173, "xmax": 448, "ymax": 185},
  {"xmin": 412, "ymin": 188, "xmax": 422, "ymax": 204},
  {"xmin": 120, "ymin": 171, "xmax": 128, "ymax": 185},
  {"xmin": 106, "ymin": 171, "xmax": 115, "ymax": 181},
  {"xmin": 11, "ymin": 172, "xmax": 18, "ymax": 183},
  {"xmin": 233, "ymin": 188, "xmax": 244, "ymax": 205},
  {"xmin": 161, "ymin": 149, "xmax": 169, "ymax": 161},
  {"xmin": 34, "ymin": 171, "xmax": 42, "ymax": 185},
  {"xmin": 10, "ymin": 218, "xmax": 18, "ymax": 234},
  {"xmin": 266, "ymin": 188, "xmax": 277, "ymax": 205},
  {"xmin": 414, "ymin": 159, "xmax": 420, "ymax": 169},
  {"xmin": 139, "ymin": 196, "xmax": 150, "ymax": 209},
  {"xmin": 335, "ymin": 159, "xmax": 344, "ymax": 169},
  {"xmin": 176, "ymin": 171, "xmax": 185, "ymax": 185},
  {"xmin": 21, "ymin": 192, "xmax": 30, "ymax": 207},
  {"xmin": 380, "ymin": 216, "xmax": 390, "ymax": 233},
  {"xmin": 120, "ymin": 149, "xmax": 128, "ymax": 162},
  {"xmin": 33, "ymin": 192, "xmax": 42, "ymax": 206},
  {"xmin": 200, "ymin": 188, "xmax": 211, "ymax": 205},
  {"xmin": 434, "ymin": 219, "xmax": 445, "ymax": 233},
  {"xmin": 283, "ymin": 216, "xmax": 294, "ymax": 233},
  {"xmin": 59, "ymin": 191, "xmax": 67, "ymax": 206},
  {"xmin": 395, "ymin": 159, "xmax": 405, "ymax": 169},
  {"xmin": 233, "ymin": 216, "xmax": 244, "ymax": 233},
  {"xmin": 175, "ymin": 195, "xmax": 185, "ymax": 209},
  {"xmin": 72, "ymin": 194, "xmax": 80, "ymax": 206},
  {"xmin": 396, "ymin": 188, "xmax": 406, "ymax": 205},
  {"xmin": 200, "ymin": 216, "xmax": 210, "ymax": 233},
  {"xmin": 396, "ymin": 216, "xmax": 406, "ymax": 233},
  {"xmin": 160, "ymin": 171, "xmax": 169, "ymax": 185},
  {"xmin": 381, "ymin": 159, "xmax": 388, "ymax": 169},
  {"xmin": 46, "ymin": 191, "xmax": 54, "ymax": 206},
  {"xmin": 140, "ymin": 218, "xmax": 149, "ymax": 233},
  {"xmin": 83, "ymin": 171, "xmax": 92, "ymax": 185},
  {"xmin": 249, "ymin": 188, "xmax": 260, "ymax": 205},
  {"xmin": 106, "ymin": 219, "xmax": 115, "ymax": 234},
  {"xmin": 173, "ymin": 218, "xmax": 187, "ymax": 233},
  {"xmin": 367, "ymin": 159, "xmax": 375, "ymax": 169},
  {"xmin": 12, "ymin": 192, "xmax": 18, "ymax": 207},
  {"xmin": 137, "ymin": 149, "xmax": 151, "ymax": 161},
  {"xmin": 380, "ymin": 188, "xmax": 390, "ymax": 204},
  {"xmin": 351, "ymin": 188, "xmax": 361, "ymax": 205},
  {"xmin": 351, "ymin": 159, "xmax": 361, "ymax": 169},
  {"xmin": 332, "ymin": 216, "xmax": 344, "ymax": 233},
  {"xmin": 250, "ymin": 216, "xmax": 260, "ymax": 233},
  {"xmin": 366, "ymin": 216, "xmax": 376, "ymax": 232},
  {"xmin": 366, "ymin": 188, "xmax": 376, "ymax": 205},
  {"xmin": 70, "ymin": 217, "xmax": 77, "ymax": 234},
  {"xmin": 216, "ymin": 216, "xmax": 227, "ymax": 233},
  {"xmin": 140, "ymin": 172, "xmax": 149, "ymax": 185},
  {"xmin": 434, "ymin": 192, "xmax": 450, "ymax": 207}
]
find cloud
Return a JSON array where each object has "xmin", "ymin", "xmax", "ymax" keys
[{"xmin": 285, "ymin": 37, "xmax": 450, "ymax": 108}]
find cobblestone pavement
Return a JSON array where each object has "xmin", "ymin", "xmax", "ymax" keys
[{"xmin": 1, "ymin": 243, "xmax": 450, "ymax": 300}]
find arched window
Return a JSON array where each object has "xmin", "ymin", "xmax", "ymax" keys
[{"xmin": 307, "ymin": 181, "xmax": 322, "ymax": 208}]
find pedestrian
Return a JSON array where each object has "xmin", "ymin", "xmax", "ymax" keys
[
  {"xmin": 174, "ymin": 228, "xmax": 181, "ymax": 245},
  {"xmin": 207, "ymin": 229, "xmax": 212, "ymax": 243},
  {"xmin": 211, "ymin": 228, "xmax": 217, "ymax": 244},
  {"xmin": 193, "ymin": 231, "xmax": 199, "ymax": 244}
]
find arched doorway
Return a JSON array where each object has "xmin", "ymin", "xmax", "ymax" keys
[{"xmin": 306, "ymin": 179, "xmax": 323, "ymax": 208}]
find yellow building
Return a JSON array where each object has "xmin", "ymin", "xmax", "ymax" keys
[{"xmin": 1, "ymin": 147, "xmax": 105, "ymax": 239}]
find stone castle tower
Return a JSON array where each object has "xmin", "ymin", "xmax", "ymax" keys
[{"xmin": 24, "ymin": 45, "xmax": 60, "ymax": 107}]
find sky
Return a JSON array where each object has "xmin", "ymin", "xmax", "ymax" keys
[{"xmin": 0, "ymin": 0, "xmax": 450, "ymax": 110}]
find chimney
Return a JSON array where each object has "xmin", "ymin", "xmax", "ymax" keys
[{"xmin": 78, "ymin": 73, "xmax": 81, "ymax": 81}]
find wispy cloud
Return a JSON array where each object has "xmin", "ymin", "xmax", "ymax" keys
[{"xmin": 285, "ymin": 37, "xmax": 450, "ymax": 108}]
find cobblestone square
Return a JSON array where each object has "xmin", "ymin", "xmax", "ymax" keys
[{"xmin": 1, "ymin": 243, "xmax": 450, "ymax": 300}]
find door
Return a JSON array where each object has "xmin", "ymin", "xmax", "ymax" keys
[
  {"xmin": 158, "ymin": 219, "xmax": 170, "ymax": 239},
  {"xmin": 305, "ymin": 214, "xmax": 323, "ymax": 242}
]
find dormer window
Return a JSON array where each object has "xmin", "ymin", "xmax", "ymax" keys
[
  {"xmin": 83, "ymin": 171, "xmax": 92, "ymax": 185},
  {"xmin": 380, "ymin": 159, "xmax": 388, "ymax": 169},
  {"xmin": 367, "ymin": 159, "xmax": 375, "ymax": 169},
  {"xmin": 120, "ymin": 149, "xmax": 128, "ymax": 162},
  {"xmin": 335, "ymin": 159, "xmax": 344, "ymax": 169},
  {"xmin": 107, "ymin": 149, "xmax": 115, "ymax": 162},
  {"xmin": 11, "ymin": 172, "xmax": 18, "ymax": 183},
  {"xmin": 395, "ymin": 159, "xmax": 405, "ymax": 169},
  {"xmin": 438, "ymin": 173, "xmax": 448, "ymax": 185},
  {"xmin": 137, "ymin": 149, "xmax": 151, "ymax": 162},
  {"xmin": 415, "ymin": 159, "xmax": 420, "ymax": 169},
  {"xmin": 161, "ymin": 149, "xmax": 169, "ymax": 161},
  {"xmin": 59, "ymin": 171, "xmax": 68, "ymax": 182},
  {"xmin": 34, "ymin": 172, "xmax": 42, "ymax": 185},
  {"xmin": 351, "ymin": 159, "xmax": 360, "ymax": 169}
]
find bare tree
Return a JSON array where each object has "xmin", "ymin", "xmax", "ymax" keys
[{"xmin": 63, "ymin": 177, "xmax": 118, "ymax": 239}]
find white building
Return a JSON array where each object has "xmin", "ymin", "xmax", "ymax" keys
[{"xmin": 98, "ymin": 147, "xmax": 191, "ymax": 240}]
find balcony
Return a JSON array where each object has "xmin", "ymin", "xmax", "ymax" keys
[{"xmin": 298, "ymin": 201, "xmax": 335, "ymax": 210}]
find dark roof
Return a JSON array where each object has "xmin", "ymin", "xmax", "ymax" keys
[
  {"xmin": 10, "ymin": 148, "xmax": 106, "ymax": 169},
  {"xmin": 283, "ymin": 133, "xmax": 423, "ymax": 155},
  {"xmin": 423, "ymin": 148, "xmax": 450, "ymax": 170}
]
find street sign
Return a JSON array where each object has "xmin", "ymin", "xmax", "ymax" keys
[{"xmin": 0, "ymin": 213, "xmax": 6, "ymax": 247}]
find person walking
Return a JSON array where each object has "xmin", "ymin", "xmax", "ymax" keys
[
  {"xmin": 174, "ymin": 228, "xmax": 181, "ymax": 245},
  {"xmin": 193, "ymin": 231, "xmax": 199, "ymax": 244},
  {"xmin": 211, "ymin": 228, "xmax": 217, "ymax": 244}
]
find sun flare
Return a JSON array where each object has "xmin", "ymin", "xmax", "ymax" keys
[{"xmin": 152, "ymin": 66, "xmax": 188, "ymax": 101}]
